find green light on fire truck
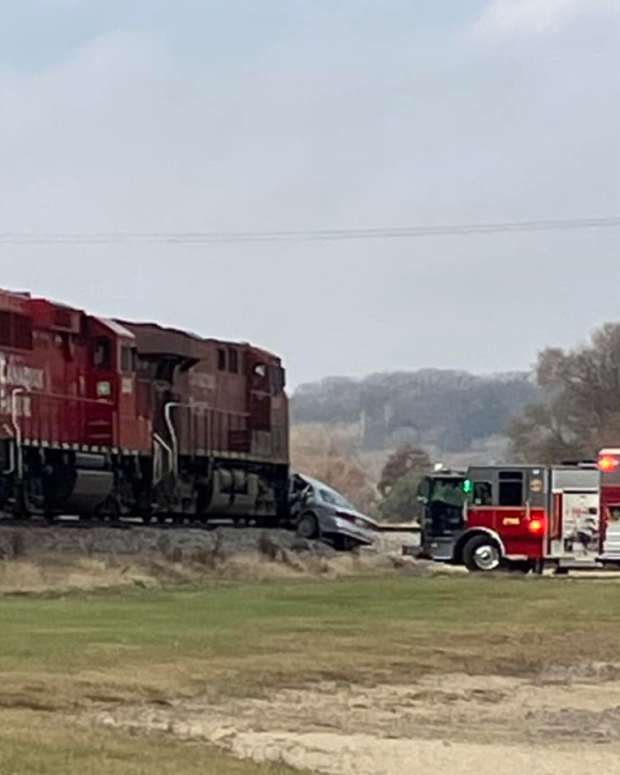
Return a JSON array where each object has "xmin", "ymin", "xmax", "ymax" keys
[{"xmin": 462, "ymin": 479, "xmax": 473, "ymax": 496}]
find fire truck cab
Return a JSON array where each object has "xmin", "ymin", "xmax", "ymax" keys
[{"xmin": 420, "ymin": 464, "xmax": 600, "ymax": 573}]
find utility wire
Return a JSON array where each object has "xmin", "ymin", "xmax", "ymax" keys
[{"xmin": 1, "ymin": 216, "xmax": 619, "ymax": 245}]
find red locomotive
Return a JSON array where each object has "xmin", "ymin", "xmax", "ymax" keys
[{"xmin": 0, "ymin": 289, "xmax": 289, "ymax": 523}]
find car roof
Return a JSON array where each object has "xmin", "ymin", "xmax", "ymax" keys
[{"xmin": 297, "ymin": 474, "xmax": 335, "ymax": 492}]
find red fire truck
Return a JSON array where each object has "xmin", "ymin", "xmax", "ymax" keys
[{"xmin": 419, "ymin": 463, "xmax": 600, "ymax": 573}]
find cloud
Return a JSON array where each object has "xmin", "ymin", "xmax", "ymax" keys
[
  {"xmin": 1, "ymin": 4, "xmax": 620, "ymax": 384},
  {"xmin": 475, "ymin": 0, "xmax": 620, "ymax": 36}
]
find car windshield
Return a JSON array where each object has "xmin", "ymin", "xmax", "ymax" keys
[{"xmin": 318, "ymin": 487, "xmax": 356, "ymax": 511}]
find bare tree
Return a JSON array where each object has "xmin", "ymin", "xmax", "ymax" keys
[
  {"xmin": 509, "ymin": 324, "xmax": 620, "ymax": 463},
  {"xmin": 378, "ymin": 445, "xmax": 432, "ymax": 497}
]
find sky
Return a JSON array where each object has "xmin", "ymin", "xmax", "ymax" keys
[{"xmin": 1, "ymin": 0, "xmax": 619, "ymax": 387}]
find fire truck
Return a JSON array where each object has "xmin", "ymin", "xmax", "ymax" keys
[{"xmin": 419, "ymin": 463, "xmax": 601, "ymax": 573}]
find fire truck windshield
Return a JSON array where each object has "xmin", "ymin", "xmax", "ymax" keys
[
  {"xmin": 429, "ymin": 478, "xmax": 466, "ymax": 507},
  {"xmin": 419, "ymin": 476, "xmax": 466, "ymax": 540}
]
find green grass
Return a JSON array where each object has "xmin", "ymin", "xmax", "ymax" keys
[
  {"xmin": 1, "ymin": 576, "xmax": 620, "ymax": 701},
  {"xmin": 1, "ymin": 575, "xmax": 619, "ymax": 772}
]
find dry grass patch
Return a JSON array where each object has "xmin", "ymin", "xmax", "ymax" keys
[
  {"xmin": 0, "ymin": 709, "xmax": 305, "ymax": 775},
  {"xmin": 0, "ymin": 549, "xmax": 415, "ymax": 597}
]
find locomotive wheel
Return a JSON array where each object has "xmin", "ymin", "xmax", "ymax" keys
[
  {"xmin": 297, "ymin": 512, "xmax": 319, "ymax": 540},
  {"xmin": 463, "ymin": 535, "xmax": 502, "ymax": 573}
]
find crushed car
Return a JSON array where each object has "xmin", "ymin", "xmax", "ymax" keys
[{"xmin": 288, "ymin": 473, "xmax": 375, "ymax": 551}]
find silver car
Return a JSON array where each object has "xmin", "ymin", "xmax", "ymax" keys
[{"xmin": 289, "ymin": 474, "xmax": 375, "ymax": 551}]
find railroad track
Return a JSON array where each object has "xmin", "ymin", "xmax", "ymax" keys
[{"xmin": 0, "ymin": 516, "xmax": 278, "ymax": 532}]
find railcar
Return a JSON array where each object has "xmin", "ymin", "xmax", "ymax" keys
[
  {"xmin": 0, "ymin": 289, "xmax": 289, "ymax": 523},
  {"xmin": 121, "ymin": 321, "xmax": 290, "ymax": 523}
]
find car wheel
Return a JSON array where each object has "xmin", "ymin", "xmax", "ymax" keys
[
  {"xmin": 297, "ymin": 512, "xmax": 319, "ymax": 540},
  {"xmin": 463, "ymin": 535, "xmax": 502, "ymax": 573}
]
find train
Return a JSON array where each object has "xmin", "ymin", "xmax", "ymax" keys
[{"xmin": 0, "ymin": 289, "xmax": 290, "ymax": 524}]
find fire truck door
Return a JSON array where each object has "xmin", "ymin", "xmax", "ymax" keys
[{"xmin": 467, "ymin": 469, "xmax": 541, "ymax": 555}]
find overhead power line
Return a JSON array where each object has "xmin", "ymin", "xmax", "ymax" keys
[{"xmin": 1, "ymin": 216, "xmax": 619, "ymax": 246}]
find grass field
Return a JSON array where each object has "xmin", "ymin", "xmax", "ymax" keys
[
  {"xmin": 0, "ymin": 711, "xmax": 303, "ymax": 775},
  {"xmin": 1, "ymin": 575, "xmax": 620, "ymax": 773}
]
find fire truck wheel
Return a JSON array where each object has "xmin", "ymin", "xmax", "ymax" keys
[{"xmin": 463, "ymin": 535, "xmax": 502, "ymax": 572}]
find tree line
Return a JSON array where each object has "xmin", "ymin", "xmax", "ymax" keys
[
  {"xmin": 508, "ymin": 322, "xmax": 620, "ymax": 463},
  {"xmin": 292, "ymin": 322, "xmax": 620, "ymax": 523},
  {"xmin": 292, "ymin": 369, "xmax": 538, "ymax": 453},
  {"xmin": 379, "ymin": 322, "xmax": 620, "ymax": 521}
]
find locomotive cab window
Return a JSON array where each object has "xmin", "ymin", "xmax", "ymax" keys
[
  {"xmin": 13, "ymin": 314, "xmax": 33, "ymax": 350},
  {"xmin": 93, "ymin": 338, "xmax": 112, "ymax": 370},
  {"xmin": 0, "ymin": 311, "xmax": 10, "ymax": 347},
  {"xmin": 137, "ymin": 356, "xmax": 157, "ymax": 378},
  {"xmin": 228, "ymin": 348, "xmax": 239, "ymax": 374},
  {"xmin": 271, "ymin": 366, "xmax": 286, "ymax": 394},
  {"xmin": 217, "ymin": 348, "xmax": 227, "ymax": 371},
  {"xmin": 0, "ymin": 311, "xmax": 33, "ymax": 351},
  {"xmin": 61, "ymin": 332, "xmax": 75, "ymax": 362},
  {"xmin": 498, "ymin": 471, "xmax": 525, "ymax": 507},
  {"xmin": 121, "ymin": 345, "xmax": 136, "ymax": 373},
  {"xmin": 252, "ymin": 363, "xmax": 269, "ymax": 390}
]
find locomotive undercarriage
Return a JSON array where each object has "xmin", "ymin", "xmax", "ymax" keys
[
  {"xmin": 146, "ymin": 456, "xmax": 289, "ymax": 526},
  {"xmin": 0, "ymin": 441, "xmax": 289, "ymax": 527}
]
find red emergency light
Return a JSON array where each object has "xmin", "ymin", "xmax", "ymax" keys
[
  {"xmin": 527, "ymin": 518, "xmax": 545, "ymax": 536},
  {"xmin": 598, "ymin": 454, "xmax": 620, "ymax": 474}
]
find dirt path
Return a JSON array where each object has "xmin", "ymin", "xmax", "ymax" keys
[
  {"xmin": 227, "ymin": 733, "xmax": 618, "ymax": 775},
  {"xmin": 93, "ymin": 666, "xmax": 620, "ymax": 774}
]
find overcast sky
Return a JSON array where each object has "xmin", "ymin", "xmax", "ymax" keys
[{"xmin": 1, "ymin": 0, "xmax": 619, "ymax": 386}]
